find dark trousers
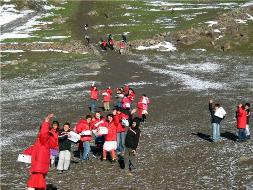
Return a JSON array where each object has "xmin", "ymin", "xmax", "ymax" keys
[
  {"xmin": 124, "ymin": 148, "xmax": 136, "ymax": 171},
  {"xmin": 238, "ymin": 128, "xmax": 246, "ymax": 141}
]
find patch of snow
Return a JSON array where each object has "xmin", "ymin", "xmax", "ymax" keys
[
  {"xmin": 43, "ymin": 35, "xmax": 71, "ymax": 39},
  {"xmin": 246, "ymin": 13, "xmax": 253, "ymax": 20},
  {"xmin": 241, "ymin": 2, "xmax": 253, "ymax": 7},
  {"xmin": 192, "ymin": 49, "xmax": 207, "ymax": 52},
  {"xmin": 0, "ymin": 50, "xmax": 25, "ymax": 53},
  {"xmin": 31, "ymin": 49, "xmax": 70, "ymax": 53},
  {"xmin": 123, "ymin": 13, "xmax": 133, "ymax": 16},
  {"xmin": 92, "ymin": 24, "xmax": 105, "ymax": 29},
  {"xmin": 43, "ymin": 5, "xmax": 64, "ymax": 10},
  {"xmin": 136, "ymin": 41, "xmax": 176, "ymax": 52},
  {"xmin": 0, "ymin": 5, "xmax": 34, "ymax": 26},
  {"xmin": 214, "ymin": 29, "xmax": 221, "ymax": 33},
  {"xmin": 108, "ymin": 23, "xmax": 136, "ymax": 27},
  {"xmin": 235, "ymin": 19, "xmax": 247, "ymax": 24},
  {"xmin": 31, "ymin": 41, "xmax": 54, "ymax": 44},
  {"xmin": 205, "ymin": 21, "xmax": 218, "ymax": 27},
  {"xmin": 215, "ymin": 35, "xmax": 223, "ymax": 40},
  {"xmin": 127, "ymin": 81, "xmax": 153, "ymax": 86}
]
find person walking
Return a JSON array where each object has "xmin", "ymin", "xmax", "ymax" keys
[
  {"xmin": 90, "ymin": 83, "xmax": 99, "ymax": 113},
  {"xmin": 124, "ymin": 118, "xmax": 141, "ymax": 176},
  {"xmin": 102, "ymin": 87, "xmax": 112, "ymax": 111}
]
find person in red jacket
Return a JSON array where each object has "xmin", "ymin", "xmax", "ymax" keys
[
  {"xmin": 91, "ymin": 112, "xmax": 105, "ymax": 155},
  {"xmin": 128, "ymin": 88, "xmax": 135, "ymax": 102},
  {"xmin": 49, "ymin": 121, "xmax": 59, "ymax": 168},
  {"xmin": 236, "ymin": 104, "xmax": 247, "ymax": 142},
  {"xmin": 137, "ymin": 94, "xmax": 150, "ymax": 122},
  {"xmin": 124, "ymin": 85, "xmax": 129, "ymax": 95},
  {"xmin": 122, "ymin": 94, "xmax": 131, "ymax": 117},
  {"xmin": 90, "ymin": 83, "xmax": 99, "ymax": 113},
  {"xmin": 25, "ymin": 113, "xmax": 58, "ymax": 190},
  {"xmin": 113, "ymin": 107, "xmax": 129, "ymax": 155},
  {"xmin": 75, "ymin": 115, "xmax": 92, "ymax": 160},
  {"xmin": 119, "ymin": 40, "xmax": 126, "ymax": 54},
  {"xmin": 102, "ymin": 86, "xmax": 112, "ymax": 111},
  {"xmin": 102, "ymin": 114, "xmax": 117, "ymax": 162}
]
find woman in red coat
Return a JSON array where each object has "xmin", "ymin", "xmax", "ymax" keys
[
  {"xmin": 102, "ymin": 114, "xmax": 117, "ymax": 162},
  {"xmin": 90, "ymin": 83, "xmax": 99, "ymax": 113},
  {"xmin": 237, "ymin": 104, "xmax": 247, "ymax": 142},
  {"xmin": 137, "ymin": 94, "xmax": 150, "ymax": 122},
  {"xmin": 25, "ymin": 114, "xmax": 58, "ymax": 190},
  {"xmin": 102, "ymin": 87, "xmax": 112, "ymax": 111}
]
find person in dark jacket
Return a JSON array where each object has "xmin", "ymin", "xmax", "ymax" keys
[
  {"xmin": 209, "ymin": 99, "xmax": 225, "ymax": 142},
  {"xmin": 57, "ymin": 123, "xmax": 72, "ymax": 173},
  {"xmin": 124, "ymin": 118, "xmax": 141, "ymax": 175}
]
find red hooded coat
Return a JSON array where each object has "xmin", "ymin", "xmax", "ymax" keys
[{"xmin": 237, "ymin": 107, "xmax": 247, "ymax": 129}]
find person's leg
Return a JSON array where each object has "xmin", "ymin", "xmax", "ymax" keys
[
  {"xmin": 121, "ymin": 132, "xmax": 126, "ymax": 154},
  {"xmin": 242, "ymin": 129, "xmax": 247, "ymax": 141},
  {"xmin": 107, "ymin": 102, "xmax": 110, "ymax": 110},
  {"xmin": 217, "ymin": 123, "xmax": 221, "ymax": 141},
  {"xmin": 83, "ymin": 141, "xmax": 90, "ymax": 160},
  {"xmin": 117, "ymin": 133, "xmax": 121, "ymax": 154},
  {"xmin": 64, "ymin": 150, "xmax": 71, "ymax": 170},
  {"xmin": 111, "ymin": 150, "xmax": 116, "ymax": 161},
  {"xmin": 102, "ymin": 149, "xmax": 107, "ymax": 160},
  {"xmin": 246, "ymin": 124, "xmax": 250, "ymax": 138},
  {"xmin": 129, "ymin": 149, "xmax": 136, "ymax": 171},
  {"xmin": 212, "ymin": 123, "xmax": 218, "ymax": 142},
  {"xmin": 124, "ymin": 148, "xmax": 130, "ymax": 172},
  {"xmin": 57, "ymin": 151, "xmax": 64, "ymax": 171},
  {"xmin": 238, "ymin": 129, "xmax": 243, "ymax": 142}
]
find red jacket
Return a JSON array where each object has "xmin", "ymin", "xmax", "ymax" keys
[
  {"xmin": 23, "ymin": 121, "xmax": 58, "ymax": 174},
  {"xmin": 124, "ymin": 85, "xmax": 129, "ymax": 94},
  {"xmin": 128, "ymin": 91, "xmax": 135, "ymax": 102},
  {"xmin": 104, "ymin": 121, "xmax": 117, "ymax": 141},
  {"xmin": 109, "ymin": 39, "xmax": 114, "ymax": 46},
  {"xmin": 120, "ymin": 41, "xmax": 126, "ymax": 49},
  {"xmin": 102, "ymin": 40, "xmax": 107, "ymax": 47},
  {"xmin": 122, "ymin": 96, "xmax": 131, "ymax": 109},
  {"xmin": 103, "ymin": 89, "xmax": 112, "ymax": 102},
  {"xmin": 75, "ymin": 119, "xmax": 92, "ymax": 142},
  {"xmin": 90, "ymin": 86, "xmax": 99, "ymax": 100},
  {"xmin": 237, "ymin": 107, "xmax": 247, "ymax": 129},
  {"xmin": 114, "ymin": 113, "xmax": 129, "ymax": 133},
  {"xmin": 50, "ymin": 128, "xmax": 59, "ymax": 149}
]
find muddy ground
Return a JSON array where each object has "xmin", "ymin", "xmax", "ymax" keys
[{"xmin": 1, "ymin": 1, "xmax": 253, "ymax": 190}]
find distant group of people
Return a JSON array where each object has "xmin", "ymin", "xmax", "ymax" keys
[
  {"xmin": 83, "ymin": 23, "xmax": 127, "ymax": 54},
  {"xmin": 23, "ymin": 84, "xmax": 150, "ymax": 190},
  {"xmin": 98, "ymin": 33, "xmax": 127, "ymax": 54},
  {"xmin": 209, "ymin": 99, "xmax": 251, "ymax": 143}
]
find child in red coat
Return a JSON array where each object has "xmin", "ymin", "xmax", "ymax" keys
[{"xmin": 25, "ymin": 114, "xmax": 57, "ymax": 190}]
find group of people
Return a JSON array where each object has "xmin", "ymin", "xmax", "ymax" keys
[
  {"xmin": 209, "ymin": 99, "xmax": 251, "ymax": 142},
  {"xmin": 23, "ymin": 84, "xmax": 149, "ymax": 190},
  {"xmin": 98, "ymin": 33, "xmax": 127, "ymax": 54}
]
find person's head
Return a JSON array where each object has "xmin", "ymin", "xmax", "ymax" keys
[
  {"xmin": 131, "ymin": 117, "xmax": 140, "ymax": 128},
  {"xmin": 108, "ymin": 86, "xmax": 111, "ymax": 89},
  {"xmin": 129, "ymin": 88, "xmax": 134, "ymax": 93},
  {"xmin": 214, "ymin": 103, "xmax": 220, "ymax": 111},
  {"xmin": 95, "ymin": 111, "xmax": 101, "ymax": 119},
  {"xmin": 107, "ymin": 114, "xmax": 114, "ymax": 122},
  {"xmin": 142, "ymin": 94, "xmax": 147, "ymax": 97},
  {"xmin": 116, "ymin": 107, "xmax": 122, "ymax": 114},
  {"xmin": 63, "ymin": 122, "xmax": 70, "ymax": 132},
  {"xmin": 86, "ymin": 115, "xmax": 92, "ymax": 123},
  {"xmin": 52, "ymin": 121, "xmax": 60, "ymax": 131},
  {"xmin": 245, "ymin": 103, "xmax": 250, "ymax": 110}
]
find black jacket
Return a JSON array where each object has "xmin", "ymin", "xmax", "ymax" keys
[
  {"xmin": 58, "ymin": 131, "xmax": 71, "ymax": 151},
  {"xmin": 209, "ymin": 103, "xmax": 224, "ymax": 124},
  {"xmin": 125, "ymin": 127, "xmax": 140, "ymax": 150}
]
